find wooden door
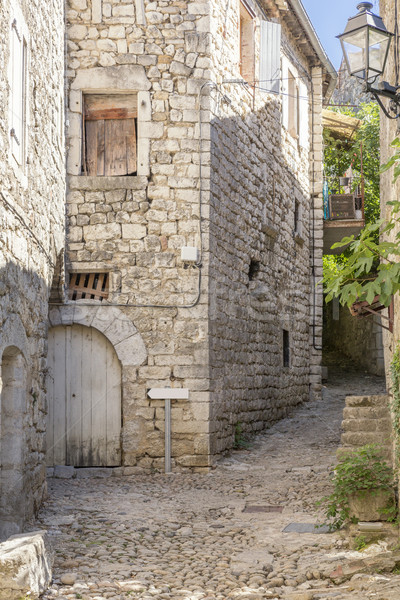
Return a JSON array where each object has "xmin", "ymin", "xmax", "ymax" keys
[{"xmin": 46, "ymin": 325, "xmax": 122, "ymax": 467}]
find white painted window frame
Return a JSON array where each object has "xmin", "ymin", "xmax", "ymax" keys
[{"xmin": 281, "ymin": 55, "xmax": 309, "ymax": 149}]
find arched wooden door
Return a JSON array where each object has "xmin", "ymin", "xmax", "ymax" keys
[{"xmin": 46, "ymin": 325, "xmax": 122, "ymax": 467}]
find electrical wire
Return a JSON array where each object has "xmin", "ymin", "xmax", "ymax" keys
[{"xmin": 49, "ymin": 265, "xmax": 202, "ymax": 309}]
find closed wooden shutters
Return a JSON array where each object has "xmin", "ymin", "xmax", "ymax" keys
[{"xmin": 83, "ymin": 94, "xmax": 137, "ymax": 176}]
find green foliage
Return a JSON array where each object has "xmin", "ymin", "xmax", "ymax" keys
[
  {"xmin": 324, "ymin": 102, "xmax": 381, "ymax": 226},
  {"xmin": 323, "ymin": 102, "xmax": 381, "ymax": 292},
  {"xmin": 323, "ymin": 201, "xmax": 400, "ymax": 307},
  {"xmin": 381, "ymin": 137, "xmax": 400, "ymax": 183},
  {"xmin": 317, "ymin": 445, "xmax": 394, "ymax": 531},
  {"xmin": 353, "ymin": 535, "xmax": 368, "ymax": 551},
  {"xmin": 233, "ymin": 422, "xmax": 250, "ymax": 449},
  {"xmin": 323, "ymin": 126, "xmax": 400, "ymax": 306}
]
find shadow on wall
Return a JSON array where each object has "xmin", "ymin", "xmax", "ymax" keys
[
  {"xmin": 208, "ymin": 96, "xmax": 314, "ymax": 452},
  {"xmin": 323, "ymin": 298, "xmax": 385, "ymax": 376},
  {"xmin": 0, "ymin": 260, "xmax": 53, "ymax": 541},
  {"xmin": 0, "ymin": 347, "xmax": 27, "ymax": 541}
]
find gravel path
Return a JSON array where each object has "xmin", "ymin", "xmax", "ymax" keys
[{"xmin": 38, "ymin": 367, "xmax": 400, "ymax": 600}]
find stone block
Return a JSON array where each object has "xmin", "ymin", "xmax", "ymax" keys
[
  {"xmin": 175, "ymin": 454, "xmax": 211, "ymax": 467},
  {"xmin": 349, "ymin": 489, "xmax": 395, "ymax": 522},
  {"xmin": 0, "ymin": 531, "xmax": 53, "ymax": 600},
  {"xmin": 122, "ymin": 224, "xmax": 147, "ymax": 239},
  {"xmin": 71, "ymin": 65, "xmax": 150, "ymax": 91},
  {"xmin": 75, "ymin": 468, "xmax": 112, "ymax": 479},
  {"xmin": 114, "ymin": 334, "xmax": 147, "ymax": 367},
  {"xmin": 83, "ymin": 223, "xmax": 121, "ymax": 240},
  {"xmin": 54, "ymin": 465, "xmax": 75, "ymax": 479},
  {"xmin": 92, "ymin": 0, "xmax": 102, "ymax": 22}
]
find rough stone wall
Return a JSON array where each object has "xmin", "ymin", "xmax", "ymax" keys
[
  {"xmin": 65, "ymin": 0, "xmax": 212, "ymax": 470},
  {"xmin": 379, "ymin": 0, "xmax": 400, "ymax": 387},
  {"xmin": 0, "ymin": 0, "xmax": 65, "ymax": 539},
  {"xmin": 206, "ymin": 0, "xmax": 324, "ymax": 453},
  {"xmin": 323, "ymin": 301, "xmax": 385, "ymax": 376},
  {"xmin": 332, "ymin": 59, "xmax": 373, "ymax": 107},
  {"xmin": 64, "ymin": 0, "xmax": 326, "ymax": 465}
]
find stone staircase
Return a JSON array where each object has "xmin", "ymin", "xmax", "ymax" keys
[{"xmin": 338, "ymin": 394, "xmax": 393, "ymax": 463}]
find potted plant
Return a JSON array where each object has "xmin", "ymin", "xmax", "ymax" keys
[{"xmin": 317, "ymin": 444, "xmax": 396, "ymax": 531}]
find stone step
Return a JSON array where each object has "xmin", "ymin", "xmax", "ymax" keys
[
  {"xmin": 341, "ymin": 418, "xmax": 392, "ymax": 433},
  {"xmin": 342, "ymin": 406, "xmax": 390, "ymax": 420},
  {"xmin": 337, "ymin": 446, "xmax": 392, "ymax": 461},
  {"xmin": 341, "ymin": 431, "xmax": 392, "ymax": 447},
  {"xmin": 345, "ymin": 394, "xmax": 390, "ymax": 408}
]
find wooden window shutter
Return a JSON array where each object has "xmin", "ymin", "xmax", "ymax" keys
[
  {"xmin": 299, "ymin": 81, "xmax": 309, "ymax": 148},
  {"xmin": 69, "ymin": 272, "xmax": 109, "ymax": 301},
  {"xmin": 281, "ymin": 56, "xmax": 289, "ymax": 129},
  {"xmin": 10, "ymin": 18, "xmax": 25, "ymax": 165},
  {"xmin": 84, "ymin": 94, "xmax": 137, "ymax": 176},
  {"xmin": 259, "ymin": 21, "xmax": 281, "ymax": 94}
]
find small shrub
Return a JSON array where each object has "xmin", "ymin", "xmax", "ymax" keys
[
  {"xmin": 353, "ymin": 534, "xmax": 368, "ymax": 551},
  {"xmin": 317, "ymin": 444, "xmax": 395, "ymax": 531},
  {"xmin": 233, "ymin": 422, "xmax": 250, "ymax": 449}
]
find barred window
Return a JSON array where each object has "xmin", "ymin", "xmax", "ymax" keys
[{"xmin": 69, "ymin": 273, "xmax": 109, "ymax": 301}]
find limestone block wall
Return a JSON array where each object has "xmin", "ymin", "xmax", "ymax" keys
[
  {"xmin": 323, "ymin": 300, "xmax": 385, "ymax": 377},
  {"xmin": 0, "ymin": 0, "xmax": 65, "ymax": 539},
  {"xmin": 206, "ymin": 0, "xmax": 324, "ymax": 453},
  {"xmin": 64, "ymin": 0, "xmax": 327, "ymax": 465},
  {"xmin": 379, "ymin": 0, "xmax": 400, "ymax": 390},
  {"xmin": 65, "ymin": 0, "xmax": 212, "ymax": 470}
]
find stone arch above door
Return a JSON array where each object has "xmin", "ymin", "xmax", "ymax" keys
[{"xmin": 48, "ymin": 304, "xmax": 147, "ymax": 367}]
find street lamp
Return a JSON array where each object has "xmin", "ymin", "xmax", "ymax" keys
[{"xmin": 338, "ymin": 2, "xmax": 400, "ymax": 119}]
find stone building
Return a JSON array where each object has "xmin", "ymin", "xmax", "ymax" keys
[
  {"xmin": 380, "ymin": 0, "xmax": 400, "ymax": 382},
  {"xmin": 0, "ymin": 0, "xmax": 65, "ymax": 539},
  {"xmin": 0, "ymin": 0, "xmax": 335, "ymax": 537},
  {"xmin": 51, "ymin": 0, "xmax": 335, "ymax": 473}
]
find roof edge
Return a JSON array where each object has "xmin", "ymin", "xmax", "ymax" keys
[{"xmin": 289, "ymin": 0, "xmax": 337, "ymax": 101}]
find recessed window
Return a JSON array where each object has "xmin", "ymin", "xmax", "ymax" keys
[
  {"xmin": 283, "ymin": 329, "xmax": 290, "ymax": 367},
  {"xmin": 294, "ymin": 198, "xmax": 301, "ymax": 234},
  {"xmin": 69, "ymin": 273, "xmax": 109, "ymax": 301},
  {"xmin": 239, "ymin": 1, "xmax": 255, "ymax": 84},
  {"xmin": 248, "ymin": 259, "xmax": 260, "ymax": 281},
  {"xmin": 83, "ymin": 94, "xmax": 137, "ymax": 176},
  {"xmin": 288, "ymin": 71, "xmax": 299, "ymax": 138}
]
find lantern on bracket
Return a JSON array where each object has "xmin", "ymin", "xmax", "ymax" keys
[{"xmin": 337, "ymin": 2, "xmax": 400, "ymax": 119}]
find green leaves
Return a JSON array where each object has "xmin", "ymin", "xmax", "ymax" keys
[
  {"xmin": 322, "ymin": 208, "xmax": 400, "ymax": 308},
  {"xmin": 317, "ymin": 445, "xmax": 395, "ymax": 531},
  {"xmin": 381, "ymin": 137, "xmax": 400, "ymax": 184}
]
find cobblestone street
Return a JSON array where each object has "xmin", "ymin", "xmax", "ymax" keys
[{"xmin": 37, "ymin": 369, "xmax": 400, "ymax": 600}]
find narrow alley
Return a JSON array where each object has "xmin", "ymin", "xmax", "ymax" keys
[{"xmin": 35, "ymin": 368, "xmax": 400, "ymax": 600}]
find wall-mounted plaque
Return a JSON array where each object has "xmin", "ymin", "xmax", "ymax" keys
[{"xmin": 329, "ymin": 194, "xmax": 355, "ymax": 220}]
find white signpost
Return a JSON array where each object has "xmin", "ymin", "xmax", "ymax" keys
[{"xmin": 147, "ymin": 388, "xmax": 189, "ymax": 473}]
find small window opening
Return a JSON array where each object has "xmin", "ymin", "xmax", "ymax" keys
[
  {"xmin": 248, "ymin": 259, "xmax": 260, "ymax": 281},
  {"xmin": 288, "ymin": 71, "xmax": 299, "ymax": 138},
  {"xmin": 69, "ymin": 272, "xmax": 109, "ymax": 301},
  {"xmin": 283, "ymin": 329, "xmax": 290, "ymax": 367},
  {"xmin": 239, "ymin": 1, "xmax": 255, "ymax": 84},
  {"xmin": 82, "ymin": 94, "xmax": 137, "ymax": 176},
  {"xmin": 294, "ymin": 198, "xmax": 301, "ymax": 234}
]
